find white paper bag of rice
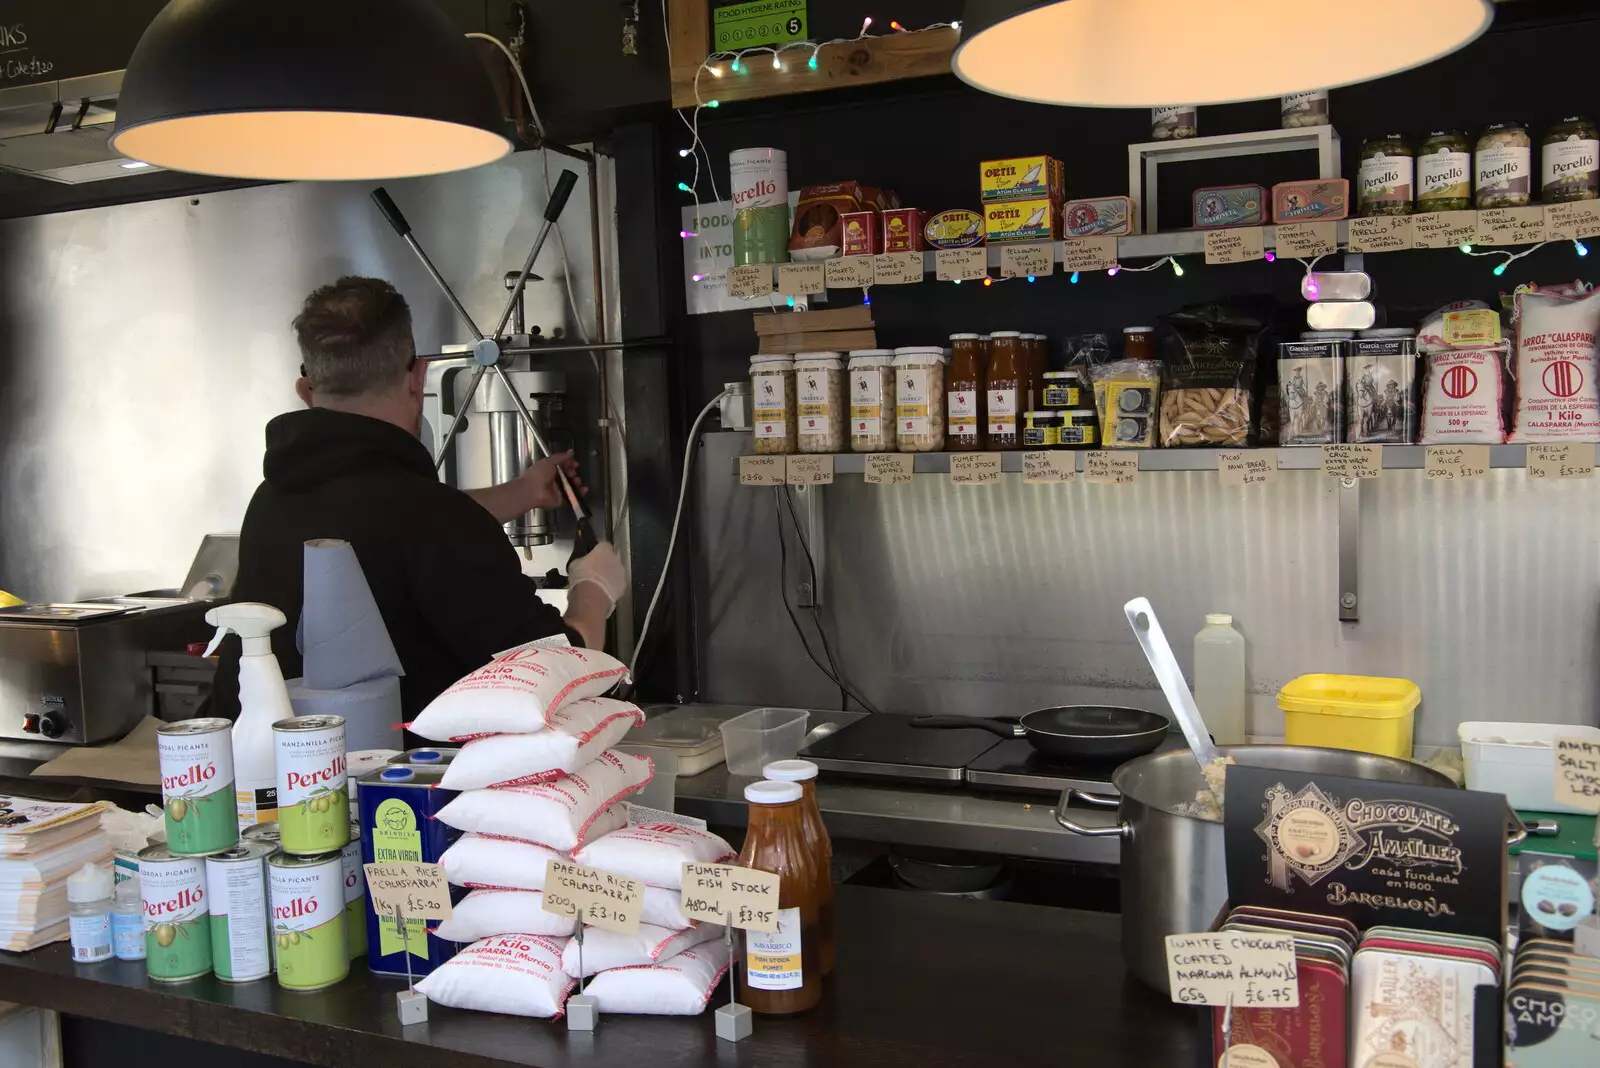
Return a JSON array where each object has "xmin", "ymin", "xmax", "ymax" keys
[
  {"xmin": 436, "ymin": 750, "xmax": 652, "ymax": 851},
  {"xmin": 560, "ymin": 921, "xmax": 723, "ymax": 978},
  {"xmin": 432, "ymin": 889, "xmax": 577, "ymax": 942},
  {"xmin": 584, "ymin": 941, "xmax": 734, "ymax": 1015},
  {"xmin": 439, "ymin": 699, "xmax": 646, "ymax": 790},
  {"xmin": 439, "ymin": 833, "xmax": 568, "ymax": 890},
  {"xmin": 415, "ymin": 934, "xmax": 576, "ymax": 1018},
  {"xmin": 408, "ymin": 644, "xmax": 630, "ymax": 742},
  {"xmin": 571, "ymin": 823, "xmax": 736, "ymax": 889}
]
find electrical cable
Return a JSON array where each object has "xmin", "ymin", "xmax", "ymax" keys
[
  {"xmin": 629, "ymin": 388, "xmax": 731, "ymax": 677},
  {"xmin": 777, "ymin": 486, "xmax": 853, "ymax": 710}
]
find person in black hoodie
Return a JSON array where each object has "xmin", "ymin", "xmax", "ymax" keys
[{"xmin": 213, "ymin": 276, "xmax": 626, "ymax": 721}]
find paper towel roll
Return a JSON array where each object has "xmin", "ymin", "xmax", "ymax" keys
[
  {"xmin": 301, "ymin": 538, "xmax": 404, "ymax": 690},
  {"xmin": 286, "ymin": 675, "xmax": 404, "ymax": 752}
]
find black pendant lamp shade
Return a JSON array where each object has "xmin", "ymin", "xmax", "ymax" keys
[{"xmin": 112, "ymin": 0, "xmax": 512, "ymax": 181}]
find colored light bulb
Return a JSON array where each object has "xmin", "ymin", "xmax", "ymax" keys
[
  {"xmin": 1264, "ymin": 250, "xmax": 1276, "ymax": 263},
  {"xmin": 1171, "ymin": 258, "xmax": 1184, "ymax": 277},
  {"xmin": 677, "ymin": 182, "xmax": 691, "ymax": 193},
  {"xmin": 1577, "ymin": 241, "xmax": 1590, "ymax": 257},
  {"xmin": 1459, "ymin": 243, "xmax": 1473, "ymax": 254},
  {"xmin": 1070, "ymin": 271, "xmax": 1080, "ymax": 283}
]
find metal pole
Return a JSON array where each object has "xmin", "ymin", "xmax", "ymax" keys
[
  {"xmin": 402, "ymin": 233, "xmax": 485, "ymax": 342},
  {"xmin": 434, "ymin": 363, "xmax": 487, "ymax": 474},
  {"xmin": 491, "ymin": 363, "xmax": 587, "ymax": 520},
  {"xmin": 493, "ymin": 217, "xmax": 559, "ymax": 341},
  {"xmin": 418, "ymin": 340, "xmax": 656, "ymax": 361}
]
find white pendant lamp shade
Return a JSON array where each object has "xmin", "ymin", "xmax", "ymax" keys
[{"xmin": 952, "ymin": 0, "xmax": 1494, "ymax": 108}]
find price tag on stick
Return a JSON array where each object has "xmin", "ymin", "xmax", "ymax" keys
[
  {"xmin": 1000, "ymin": 243, "xmax": 1055, "ymax": 279},
  {"xmin": 824, "ymin": 256, "xmax": 874, "ymax": 289},
  {"xmin": 543, "ymin": 859, "xmax": 643, "ymax": 935},
  {"xmin": 1204, "ymin": 227, "xmax": 1266, "ymax": 265},
  {"xmin": 1528, "ymin": 442, "xmax": 1596, "ymax": 479},
  {"xmin": 775, "ymin": 262, "xmax": 825, "ymax": 296},
  {"xmin": 1218, "ymin": 450, "xmax": 1277, "ymax": 486},
  {"xmin": 1085, "ymin": 451, "xmax": 1138, "ymax": 484},
  {"xmin": 1275, "ymin": 222, "xmax": 1337, "ymax": 258},
  {"xmin": 950, "ymin": 453, "xmax": 1002, "ymax": 484},
  {"xmin": 680, "ymin": 862, "xmax": 781, "ymax": 932},
  {"xmin": 935, "ymin": 247, "xmax": 988, "ymax": 282},
  {"xmin": 364, "ymin": 862, "xmax": 452, "ymax": 1023},
  {"xmin": 727, "ymin": 264, "xmax": 774, "ymax": 299},
  {"xmin": 1425, "ymin": 445, "xmax": 1490, "ymax": 480},
  {"xmin": 872, "ymin": 252, "xmax": 923, "ymax": 285},
  {"xmin": 1022, "ymin": 451, "xmax": 1075, "ymax": 483},
  {"xmin": 1321, "ymin": 444, "xmax": 1382, "ymax": 479},
  {"xmin": 1165, "ymin": 932, "xmax": 1300, "ymax": 1008},
  {"xmin": 863, "ymin": 453, "xmax": 913, "ymax": 485}
]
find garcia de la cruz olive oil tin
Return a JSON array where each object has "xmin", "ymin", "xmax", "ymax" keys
[
  {"xmin": 156, "ymin": 719, "xmax": 239, "ymax": 856},
  {"xmin": 273, "ymin": 715, "xmax": 349, "ymax": 855},
  {"xmin": 205, "ymin": 840, "xmax": 275, "ymax": 982},
  {"xmin": 267, "ymin": 851, "xmax": 348, "ymax": 990},
  {"xmin": 340, "ymin": 822, "xmax": 366, "ymax": 960},
  {"xmin": 359, "ymin": 766, "xmax": 460, "ymax": 977},
  {"xmin": 138, "ymin": 845, "xmax": 211, "ymax": 982}
]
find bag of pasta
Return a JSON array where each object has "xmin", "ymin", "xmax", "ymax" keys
[{"xmin": 1157, "ymin": 300, "xmax": 1278, "ymax": 447}]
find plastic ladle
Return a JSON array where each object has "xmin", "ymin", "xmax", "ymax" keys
[{"xmin": 1123, "ymin": 596, "xmax": 1220, "ymax": 769}]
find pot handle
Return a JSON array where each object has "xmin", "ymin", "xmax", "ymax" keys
[
  {"xmin": 1053, "ymin": 789, "xmax": 1130, "ymax": 838},
  {"xmin": 1505, "ymin": 803, "xmax": 1528, "ymax": 849},
  {"xmin": 1073, "ymin": 790, "xmax": 1121, "ymax": 809},
  {"xmin": 909, "ymin": 716, "xmax": 1021, "ymax": 739}
]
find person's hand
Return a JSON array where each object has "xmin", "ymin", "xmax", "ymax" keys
[
  {"xmin": 568, "ymin": 542, "xmax": 627, "ymax": 612},
  {"xmin": 516, "ymin": 450, "xmax": 585, "ymax": 512}
]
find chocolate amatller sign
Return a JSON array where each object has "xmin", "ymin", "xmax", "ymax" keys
[{"xmin": 1224, "ymin": 767, "xmax": 1509, "ymax": 943}]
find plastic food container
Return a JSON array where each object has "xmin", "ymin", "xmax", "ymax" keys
[
  {"xmin": 1459, "ymin": 721, "xmax": 1600, "ymax": 813},
  {"xmin": 720, "ymin": 707, "xmax": 809, "ymax": 776},
  {"xmin": 613, "ymin": 744, "xmax": 679, "ymax": 811},
  {"xmin": 1277, "ymin": 675, "xmax": 1421, "ymax": 759}
]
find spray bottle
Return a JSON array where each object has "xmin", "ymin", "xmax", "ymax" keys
[{"xmin": 204, "ymin": 603, "xmax": 295, "ymax": 832}]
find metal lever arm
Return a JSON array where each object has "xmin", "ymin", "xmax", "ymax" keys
[
  {"xmin": 434, "ymin": 363, "xmax": 487, "ymax": 474},
  {"xmin": 490, "ymin": 363, "xmax": 589, "ymax": 523},
  {"xmin": 370, "ymin": 187, "xmax": 487, "ymax": 343},
  {"xmin": 493, "ymin": 169, "xmax": 579, "ymax": 341}
]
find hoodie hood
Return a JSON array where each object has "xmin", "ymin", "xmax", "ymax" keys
[{"xmin": 263, "ymin": 408, "xmax": 434, "ymax": 492}]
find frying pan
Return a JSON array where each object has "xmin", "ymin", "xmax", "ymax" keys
[{"xmin": 911, "ymin": 706, "xmax": 1170, "ymax": 763}]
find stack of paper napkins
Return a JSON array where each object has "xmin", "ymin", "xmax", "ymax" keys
[{"xmin": 0, "ymin": 797, "xmax": 112, "ymax": 952}]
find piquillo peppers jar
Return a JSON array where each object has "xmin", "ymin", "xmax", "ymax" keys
[
  {"xmin": 750, "ymin": 355, "xmax": 796, "ymax": 455},
  {"xmin": 738, "ymin": 780, "xmax": 824, "ymax": 1014},
  {"xmin": 893, "ymin": 348, "xmax": 946, "ymax": 452},
  {"xmin": 793, "ymin": 353, "xmax": 845, "ymax": 454},
  {"xmin": 1542, "ymin": 116, "xmax": 1599, "ymax": 203},
  {"xmin": 847, "ymin": 349, "xmax": 895, "ymax": 452},
  {"xmin": 1416, "ymin": 130, "xmax": 1473, "ymax": 211}
]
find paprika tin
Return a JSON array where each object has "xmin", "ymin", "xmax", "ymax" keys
[
  {"xmin": 341, "ymin": 823, "xmax": 367, "ymax": 960},
  {"xmin": 273, "ymin": 715, "xmax": 349, "ymax": 855},
  {"xmin": 156, "ymin": 719, "xmax": 238, "ymax": 856},
  {"xmin": 359, "ymin": 766, "xmax": 461, "ymax": 977},
  {"xmin": 138, "ymin": 845, "xmax": 211, "ymax": 983},
  {"xmin": 205, "ymin": 841, "xmax": 275, "ymax": 983},
  {"xmin": 268, "ymin": 851, "xmax": 349, "ymax": 991}
]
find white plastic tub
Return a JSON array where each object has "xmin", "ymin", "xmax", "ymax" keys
[
  {"xmin": 720, "ymin": 708, "xmax": 808, "ymax": 776},
  {"xmin": 1458, "ymin": 720, "xmax": 1600, "ymax": 813}
]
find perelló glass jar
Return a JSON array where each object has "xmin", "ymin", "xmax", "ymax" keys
[
  {"xmin": 1281, "ymin": 90, "xmax": 1328, "ymax": 129},
  {"xmin": 749, "ymin": 355, "xmax": 796, "ymax": 455},
  {"xmin": 793, "ymin": 353, "xmax": 845, "ymax": 454},
  {"xmin": 892, "ymin": 348, "xmax": 946, "ymax": 452},
  {"xmin": 1417, "ymin": 130, "xmax": 1473, "ymax": 211},
  {"xmin": 1542, "ymin": 116, "xmax": 1600, "ymax": 203},
  {"xmin": 847, "ymin": 349, "xmax": 895, "ymax": 453},
  {"xmin": 1358, "ymin": 134, "xmax": 1414, "ymax": 216},
  {"xmin": 1151, "ymin": 105, "xmax": 1197, "ymax": 140},
  {"xmin": 1476, "ymin": 122, "xmax": 1533, "ymax": 208}
]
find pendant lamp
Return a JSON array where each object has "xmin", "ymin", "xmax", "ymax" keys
[
  {"xmin": 953, "ymin": 0, "xmax": 1494, "ymax": 108},
  {"xmin": 112, "ymin": 0, "xmax": 511, "ymax": 181}
]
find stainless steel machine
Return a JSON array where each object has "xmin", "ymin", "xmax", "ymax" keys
[{"xmin": 476, "ymin": 369, "xmax": 566, "ymax": 548}]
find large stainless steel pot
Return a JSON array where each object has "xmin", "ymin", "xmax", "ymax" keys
[{"xmin": 1053, "ymin": 745, "xmax": 1461, "ymax": 993}]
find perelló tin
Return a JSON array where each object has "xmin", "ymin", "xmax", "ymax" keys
[
  {"xmin": 205, "ymin": 840, "xmax": 275, "ymax": 983},
  {"xmin": 359, "ymin": 766, "xmax": 461, "ymax": 978},
  {"xmin": 268, "ymin": 851, "xmax": 349, "ymax": 991},
  {"xmin": 138, "ymin": 845, "xmax": 211, "ymax": 983},
  {"xmin": 156, "ymin": 719, "xmax": 239, "ymax": 856},
  {"xmin": 341, "ymin": 824, "xmax": 367, "ymax": 961},
  {"xmin": 273, "ymin": 715, "xmax": 349, "ymax": 855}
]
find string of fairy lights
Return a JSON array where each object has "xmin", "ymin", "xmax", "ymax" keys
[{"xmin": 662, "ymin": 10, "xmax": 1594, "ymax": 294}]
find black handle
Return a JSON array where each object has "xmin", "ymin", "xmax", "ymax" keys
[
  {"xmin": 370, "ymin": 187, "xmax": 412, "ymax": 237},
  {"xmin": 545, "ymin": 170, "xmax": 579, "ymax": 223},
  {"xmin": 910, "ymin": 716, "xmax": 1021, "ymax": 739},
  {"xmin": 569, "ymin": 516, "xmax": 598, "ymax": 563}
]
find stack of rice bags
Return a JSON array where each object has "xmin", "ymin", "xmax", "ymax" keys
[{"xmin": 403, "ymin": 643, "xmax": 646, "ymax": 1019}]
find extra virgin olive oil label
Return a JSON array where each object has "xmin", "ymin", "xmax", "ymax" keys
[
  {"xmin": 140, "ymin": 850, "xmax": 211, "ymax": 982},
  {"xmin": 746, "ymin": 906, "xmax": 804, "ymax": 990},
  {"xmin": 275, "ymin": 718, "xmax": 349, "ymax": 854},
  {"xmin": 269, "ymin": 854, "xmax": 349, "ymax": 990},
  {"xmin": 157, "ymin": 721, "xmax": 238, "ymax": 856},
  {"xmin": 371, "ymin": 797, "xmax": 430, "ymax": 960}
]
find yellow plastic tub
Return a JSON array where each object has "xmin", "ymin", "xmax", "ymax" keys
[{"xmin": 1277, "ymin": 674, "xmax": 1420, "ymax": 759}]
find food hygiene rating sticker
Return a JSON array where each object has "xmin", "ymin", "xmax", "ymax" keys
[{"xmin": 714, "ymin": 1, "xmax": 807, "ymax": 48}]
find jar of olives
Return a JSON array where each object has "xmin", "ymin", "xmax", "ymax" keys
[
  {"xmin": 1358, "ymin": 134, "xmax": 1414, "ymax": 216},
  {"xmin": 1416, "ymin": 130, "xmax": 1472, "ymax": 212},
  {"xmin": 1542, "ymin": 116, "xmax": 1599, "ymax": 203},
  {"xmin": 1475, "ymin": 122, "xmax": 1532, "ymax": 208}
]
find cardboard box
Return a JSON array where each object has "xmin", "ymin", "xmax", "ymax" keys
[
  {"xmin": 980, "ymin": 155, "xmax": 1062, "ymax": 202},
  {"xmin": 984, "ymin": 198, "xmax": 1058, "ymax": 242}
]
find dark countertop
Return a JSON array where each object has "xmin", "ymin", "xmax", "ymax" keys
[{"xmin": 0, "ymin": 886, "xmax": 1198, "ymax": 1068}]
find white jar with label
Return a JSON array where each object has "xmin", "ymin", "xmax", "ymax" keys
[
  {"xmin": 792, "ymin": 352, "xmax": 845, "ymax": 454},
  {"xmin": 1151, "ymin": 105, "xmax": 1197, "ymax": 140},
  {"xmin": 1280, "ymin": 91, "xmax": 1328, "ymax": 129},
  {"xmin": 749, "ymin": 355, "xmax": 796, "ymax": 455},
  {"xmin": 847, "ymin": 349, "xmax": 895, "ymax": 452},
  {"xmin": 893, "ymin": 348, "xmax": 946, "ymax": 453}
]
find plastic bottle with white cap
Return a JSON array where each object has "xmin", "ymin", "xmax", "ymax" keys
[
  {"xmin": 1194, "ymin": 613, "xmax": 1247, "ymax": 745},
  {"xmin": 737, "ymin": 780, "xmax": 822, "ymax": 1014},
  {"xmin": 203, "ymin": 603, "xmax": 295, "ymax": 832},
  {"xmin": 763, "ymin": 760, "xmax": 834, "ymax": 976},
  {"xmin": 67, "ymin": 862, "xmax": 114, "ymax": 963}
]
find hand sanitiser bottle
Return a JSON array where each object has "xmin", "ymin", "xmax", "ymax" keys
[
  {"xmin": 1193, "ymin": 614, "xmax": 1247, "ymax": 746},
  {"xmin": 68, "ymin": 863, "xmax": 114, "ymax": 963},
  {"xmin": 204, "ymin": 603, "xmax": 296, "ymax": 832}
]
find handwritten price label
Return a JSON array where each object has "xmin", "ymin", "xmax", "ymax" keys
[
  {"xmin": 726, "ymin": 264, "xmax": 773, "ymax": 299},
  {"xmin": 680, "ymin": 862, "xmax": 781, "ymax": 932},
  {"xmin": 1412, "ymin": 210, "xmax": 1480, "ymax": 249},
  {"xmin": 950, "ymin": 453, "xmax": 1002, "ymax": 484},
  {"xmin": 542, "ymin": 859, "xmax": 643, "ymax": 935},
  {"xmin": 1346, "ymin": 215, "xmax": 1412, "ymax": 253},
  {"xmin": 1218, "ymin": 450, "xmax": 1278, "ymax": 487},
  {"xmin": 785, "ymin": 454, "xmax": 834, "ymax": 485},
  {"xmin": 775, "ymin": 262, "xmax": 825, "ymax": 296},
  {"xmin": 864, "ymin": 453, "xmax": 913, "ymax": 485},
  {"xmin": 1476, "ymin": 205, "xmax": 1548, "ymax": 246},
  {"xmin": 364, "ymin": 862, "xmax": 453, "ymax": 921},
  {"xmin": 1425, "ymin": 445, "xmax": 1490, "ymax": 481},
  {"xmin": 1321, "ymin": 444, "xmax": 1383, "ymax": 479},
  {"xmin": 738, "ymin": 455, "xmax": 786, "ymax": 486},
  {"xmin": 824, "ymin": 255, "xmax": 875, "ymax": 289},
  {"xmin": 1554, "ymin": 737, "xmax": 1600, "ymax": 814},
  {"xmin": 1022, "ymin": 451, "xmax": 1075, "ymax": 483},
  {"xmin": 1546, "ymin": 200, "xmax": 1600, "ymax": 242},
  {"xmin": 1274, "ymin": 222, "xmax": 1338, "ymax": 258},
  {"xmin": 872, "ymin": 252, "xmax": 923, "ymax": 285},
  {"xmin": 1061, "ymin": 236, "xmax": 1119, "ymax": 273},
  {"xmin": 1165, "ymin": 932, "xmax": 1300, "ymax": 1009},
  {"xmin": 935, "ymin": 247, "xmax": 989, "ymax": 282},
  {"xmin": 1085, "ymin": 451, "xmax": 1139, "ymax": 484},
  {"xmin": 1528, "ymin": 442, "xmax": 1596, "ymax": 480},
  {"xmin": 1204, "ymin": 226, "xmax": 1266, "ymax": 265},
  {"xmin": 1000, "ymin": 243, "xmax": 1055, "ymax": 279}
]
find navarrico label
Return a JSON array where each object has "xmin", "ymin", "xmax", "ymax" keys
[
  {"xmin": 268, "ymin": 857, "xmax": 349, "ymax": 990},
  {"xmin": 157, "ymin": 726, "xmax": 237, "ymax": 856},
  {"xmin": 275, "ymin": 721, "xmax": 349, "ymax": 854},
  {"xmin": 141, "ymin": 854, "xmax": 212, "ymax": 981}
]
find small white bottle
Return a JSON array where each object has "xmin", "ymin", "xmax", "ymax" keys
[
  {"xmin": 67, "ymin": 863, "xmax": 114, "ymax": 964},
  {"xmin": 112, "ymin": 873, "xmax": 145, "ymax": 961},
  {"xmin": 1194, "ymin": 613, "xmax": 1248, "ymax": 746}
]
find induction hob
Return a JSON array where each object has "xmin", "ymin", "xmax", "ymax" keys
[
  {"xmin": 963, "ymin": 733, "xmax": 1191, "ymax": 796},
  {"xmin": 798, "ymin": 713, "xmax": 1003, "ymax": 783}
]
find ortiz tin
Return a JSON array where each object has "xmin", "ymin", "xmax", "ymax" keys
[
  {"xmin": 268, "ymin": 850, "xmax": 349, "ymax": 991},
  {"xmin": 157, "ymin": 718, "xmax": 238, "ymax": 856},
  {"xmin": 274, "ymin": 715, "xmax": 349, "ymax": 855},
  {"xmin": 206, "ymin": 841, "xmax": 275, "ymax": 983},
  {"xmin": 923, "ymin": 209, "xmax": 984, "ymax": 249},
  {"xmin": 139, "ymin": 845, "xmax": 212, "ymax": 983},
  {"xmin": 359, "ymin": 765, "xmax": 462, "ymax": 978}
]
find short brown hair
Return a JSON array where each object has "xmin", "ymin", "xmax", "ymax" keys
[{"xmin": 292, "ymin": 277, "xmax": 415, "ymax": 396}]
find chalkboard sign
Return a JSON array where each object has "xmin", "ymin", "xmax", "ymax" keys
[{"xmin": 0, "ymin": 0, "xmax": 170, "ymax": 88}]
